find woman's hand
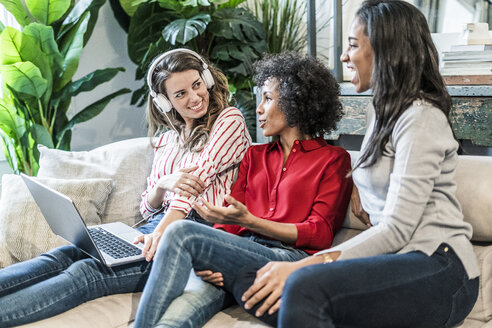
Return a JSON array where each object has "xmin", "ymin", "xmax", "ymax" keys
[
  {"xmin": 351, "ymin": 185, "xmax": 371, "ymax": 227},
  {"xmin": 195, "ymin": 270, "xmax": 224, "ymax": 287},
  {"xmin": 157, "ymin": 166, "xmax": 205, "ymax": 197},
  {"xmin": 133, "ymin": 228, "xmax": 164, "ymax": 262},
  {"xmin": 192, "ymin": 195, "xmax": 252, "ymax": 226},
  {"xmin": 241, "ymin": 261, "xmax": 301, "ymax": 317}
]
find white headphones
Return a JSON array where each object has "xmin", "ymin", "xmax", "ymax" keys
[{"xmin": 147, "ymin": 48, "xmax": 215, "ymax": 114}]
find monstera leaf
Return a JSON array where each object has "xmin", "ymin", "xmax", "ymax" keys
[
  {"xmin": 209, "ymin": 8, "xmax": 264, "ymax": 43},
  {"xmin": 128, "ymin": 2, "xmax": 174, "ymax": 63},
  {"xmin": 162, "ymin": 13, "xmax": 211, "ymax": 45}
]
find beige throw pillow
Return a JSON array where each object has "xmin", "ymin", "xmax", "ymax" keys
[
  {"xmin": 37, "ymin": 138, "xmax": 154, "ymax": 226},
  {"xmin": 0, "ymin": 175, "xmax": 113, "ymax": 268}
]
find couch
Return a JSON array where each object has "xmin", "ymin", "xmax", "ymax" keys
[{"xmin": 0, "ymin": 137, "xmax": 490, "ymax": 328}]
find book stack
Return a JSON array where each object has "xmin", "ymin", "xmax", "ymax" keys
[{"xmin": 440, "ymin": 44, "xmax": 492, "ymax": 85}]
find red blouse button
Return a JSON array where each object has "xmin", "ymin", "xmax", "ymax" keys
[
  {"xmin": 292, "ymin": 149, "xmax": 297, "ymax": 153},
  {"xmin": 282, "ymin": 168, "xmax": 286, "ymax": 172},
  {"xmin": 269, "ymin": 207, "xmax": 274, "ymax": 211}
]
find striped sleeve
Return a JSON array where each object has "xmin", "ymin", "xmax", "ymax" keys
[
  {"xmin": 139, "ymin": 133, "xmax": 172, "ymax": 219},
  {"xmin": 169, "ymin": 107, "xmax": 251, "ymax": 214}
]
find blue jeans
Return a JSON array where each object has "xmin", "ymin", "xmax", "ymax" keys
[
  {"xmin": 233, "ymin": 244, "xmax": 479, "ymax": 328},
  {"xmin": 0, "ymin": 212, "xmax": 220, "ymax": 328},
  {"xmin": 133, "ymin": 220, "xmax": 308, "ymax": 328}
]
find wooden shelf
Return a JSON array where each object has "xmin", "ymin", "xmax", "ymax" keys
[{"xmin": 330, "ymin": 87, "xmax": 492, "ymax": 147}]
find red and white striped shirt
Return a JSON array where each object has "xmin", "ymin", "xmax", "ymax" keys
[{"xmin": 140, "ymin": 107, "xmax": 252, "ymax": 219}]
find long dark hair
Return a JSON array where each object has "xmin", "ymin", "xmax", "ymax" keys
[
  {"xmin": 355, "ymin": 0, "xmax": 452, "ymax": 169},
  {"xmin": 146, "ymin": 51, "xmax": 230, "ymax": 151}
]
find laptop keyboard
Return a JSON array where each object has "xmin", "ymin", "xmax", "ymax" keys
[{"xmin": 89, "ymin": 227, "xmax": 142, "ymax": 259}]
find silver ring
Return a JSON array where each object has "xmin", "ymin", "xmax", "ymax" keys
[{"xmin": 186, "ymin": 179, "xmax": 191, "ymax": 184}]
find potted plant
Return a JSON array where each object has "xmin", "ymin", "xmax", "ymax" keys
[{"xmin": 0, "ymin": 0, "xmax": 130, "ymax": 175}]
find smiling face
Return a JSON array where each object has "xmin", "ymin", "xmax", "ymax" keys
[
  {"xmin": 340, "ymin": 17, "xmax": 374, "ymax": 93},
  {"xmin": 256, "ymin": 78, "xmax": 290, "ymax": 138},
  {"xmin": 164, "ymin": 69, "xmax": 210, "ymax": 129}
]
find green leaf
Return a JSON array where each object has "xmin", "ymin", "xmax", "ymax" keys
[
  {"xmin": 0, "ymin": 26, "xmax": 52, "ymax": 87},
  {"xmin": 23, "ymin": 23, "xmax": 63, "ymax": 95},
  {"xmin": 119, "ymin": 0, "xmax": 146, "ymax": 16},
  {"xmin": 157, "ymin": 0, "xmax": 184, "ymax": 11},
  {"xmin": 211, "ymin": 41, "xmax": 263, "ymax": 76},
  {"xmin": 130, "ymin": 84, "xmax": 147, "ymax": 106},
  {"xmin": 0, "ymin": 101, "xmax": 18, "ymax": 137},
  {"xmin": 30, "ymin": 123, "xmax": 54, "ymax": 148},
  {"xmin": 25, "ymin": 0, "xmax": 71, "ymax": 25},
  {"xmin": 68, "ymin": 67, "xmax": 126, "ymax": 97},
  {"xmin": 162, "ymin": 13, "xmax": 210, "ymax": 45},
  {"xmin": 0, "ymin": 0, "xmax": 31, "ymax": 26},
  {"xmin": 209, "ymin": 8, "xmax": 264, "ymax": 42},
  {"xmin": 127, "ymin": 2, "xmax": 174, "ymax": 63},
  {"xmin": 0, "ymin": 62, "xmax": 48, "ymax": 97},
  {"xmin": 58, "ymin": 0, "xmax": 105, "ymax": 46},
  {"xmin": 56, "ymin": 88, "xmax": 131, "ymax": 143},
  {"xmin": 0, "ymin": 27, "xmax": 41, "ymax": 64},
  {"xmin": 0, "ymin": 134, "xmax": 20, "ymax": 174},
  {"xmin": 234, "ymin": 88, "xmax": 256, "ymax": 141},
  {"xmin": 56, "ymin": 12, "xmax": 90, "ymax": 90}
]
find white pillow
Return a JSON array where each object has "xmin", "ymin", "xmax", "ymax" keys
[
  {"xmin": 37, "ymin": 138, "xmax": 154, "ymax": 226},
  {"xmin": 0, "ymin": 175, "xmax": 113, "ymax": 267}
]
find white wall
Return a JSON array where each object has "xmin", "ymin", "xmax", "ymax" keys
[{"xmin": 69, "ymin": 2, "xmax": 147, "ymax": 151}]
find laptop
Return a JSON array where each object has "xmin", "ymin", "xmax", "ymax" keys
[{"xmin": 21, "ymin": 173, "xmax": 145, "ymax": 267}]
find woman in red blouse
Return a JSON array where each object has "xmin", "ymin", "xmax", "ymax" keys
[{"xmin": 133, "ymin": 52, "xmax": 353, "ymax": 327}]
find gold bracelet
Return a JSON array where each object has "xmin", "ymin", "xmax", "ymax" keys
[{"xmin": 321, "ymin": 253, "xmax": 333, "ymax": 264}]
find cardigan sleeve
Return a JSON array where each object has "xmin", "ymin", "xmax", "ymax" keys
[{"xmin": 318, "ymin": 103, "xmax": 456, "ymax": 259}]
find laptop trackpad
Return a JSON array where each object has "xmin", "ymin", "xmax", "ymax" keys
[{"xmin": 99, "ymin": 222, "xmax": 144, "ymax": 248}]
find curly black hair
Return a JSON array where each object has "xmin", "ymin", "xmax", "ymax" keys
[{"xmin": 253, "ymin": 52, "xmax": 343, "ymax": 138}]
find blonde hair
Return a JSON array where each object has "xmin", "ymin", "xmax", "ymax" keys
[{"xmin": 146, "ymin": 51, "xmax": 230, "ymax": 151}]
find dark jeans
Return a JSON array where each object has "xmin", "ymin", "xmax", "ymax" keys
[
  {"xmin": 0, "ymin": 210, "xmax": 210, "ymax": 327},
  {"xmin": 233, "ymin": 244, "xmax": 479, "ymax": 328}
]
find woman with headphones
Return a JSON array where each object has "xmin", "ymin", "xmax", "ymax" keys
[{"xmin": 0, "ymin": 49, "xmax": 251, "ymax": 327}]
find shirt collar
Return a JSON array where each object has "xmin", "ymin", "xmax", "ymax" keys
[{"xmin": 266, "ymin": 137, "xmax": 327, "ymax": 152}]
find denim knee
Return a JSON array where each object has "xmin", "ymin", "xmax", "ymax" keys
[
  {"xmin": 155, "ymin": 220, "xmax": 206, "ymax": 259},
  {"xmin": 284, "ymin": 266, "xmax": 315, "ymax": 296},
  {"xmin": 232, "ymin": 266, "xmax": 279, "ymax": 327}
]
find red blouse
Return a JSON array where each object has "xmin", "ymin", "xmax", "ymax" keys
[{"xmin": 214, "ymin": 138, "xmax": 353, "ymax": 255}]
